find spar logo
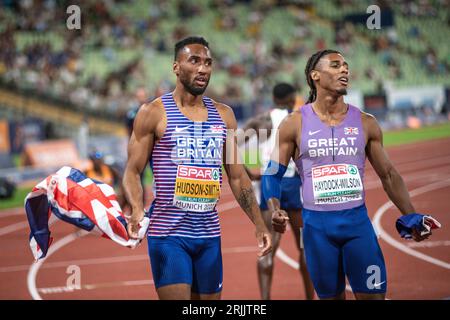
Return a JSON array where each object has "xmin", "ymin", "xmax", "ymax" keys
[
  {"xmin": 177, "ymin": 165, "xmax": 219, "ymax": 180},
  {"xmin": 312, "ymin": 164, "xmax": 358, "ymax": 178},
  {"xmin": 212, "ymin": 168, "xmax": 219, "ymax": 181},
  {"xmin": 348, "ymin": 165, "xmax": 358, "ymax": 175}
]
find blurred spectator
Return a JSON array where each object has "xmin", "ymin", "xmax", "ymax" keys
[
  {"xmin": 334, "ymin": 21, "xmax": 354, "ymax": 53},
  {"xmin": 422, "ymin": 47, "xmax": 446, "ymax": 75},
  {"xmin": 85, "ymin": 150, "xmax": 127, "ymax": 208},
  {"xmin": 125, "ymin": 87, "xmax": 150, "ymax": 137}
]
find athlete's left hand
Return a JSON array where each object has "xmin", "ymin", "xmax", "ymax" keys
[
  {"xmin": 411, "ymin": 228, "xmax": 431, "ymax": 242},
  {"xmin": 127, "ymin": 211, "xmax": 144, "ymax": 239},
  {"xmin": 256, "ymin": 228, "xmax": 272, "ymax": 257}
]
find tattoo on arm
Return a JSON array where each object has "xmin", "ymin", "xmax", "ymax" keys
[{"xmin": 237, "ymin": 187, "xmax": 257, "ymax": 217}]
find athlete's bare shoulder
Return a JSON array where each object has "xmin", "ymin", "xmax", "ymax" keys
[
  {"xmin": 211, "ymin": 100, "xmax": 237, "ymax": 129},
  {"xmin": 361, "ymin": 110, "xmax": 382, "ymax": 140},
  {"xmin": 273, "ymin": 109, "xmax": 302, "ymax": 160},
  {"xmin": 212, "ymin": 100, "xmax": 231, "ymax": 111},
  {"xmin": 361, "ymin": 110, "xmax": 377, "ymax": 124},
  {"xmin": 133, "ymin": 97, "xmax": 166, "ymax": 137},
  {"xmin": 280, "ymin": 109, "xmax": 302, "ymax": 137},
  {"xmin": 139, "ymin": 97, "xmax": 164, "ymax": 117}
]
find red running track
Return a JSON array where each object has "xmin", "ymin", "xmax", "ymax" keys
[{"xmin": 0, "ymin": 138, "xmax": 449, "ymax": 300}]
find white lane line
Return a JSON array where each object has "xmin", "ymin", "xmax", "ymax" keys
[
  {"xmin": 27, "ymin": 242, "xmax": 255, "ymax": 297},
  {"xmin": 39, "ymin": 279, "xmax": 155, "ymax": 295},
  {"xmin": 392, "ymin": 154, "xmax": 450, "ymax": 172},
  {"xmin": 6, "ymin": 244, "xmax": 257, "ymax": 274},
  {"xmin": 0, "ymin": 221, "xmax": 30, "ymax": 236},
  {"xmin": 217, "ymin": 200, "xmax": 239, "ymax": 212},
  {"xmin": 223, "ymin": 246, "xmax": 257, "ymax": 253},
  {"xmin": 0, "ymin": 215, "xmax": 58, "ymax": 237},
  {"xmin": 5, "ymin": 255, "xmax": 149, "ymax": 273},
  {"xmin": 34, "ymin": 249, "xmax": 257, "ymax": 295},
  {"xmin": 27, "ymin": 230, "xmax": 88, "ymax": 300},
  {"xmin": 276, "ymin": 248, "xmax": 299, "ymax": 269},
  {"xmin": 373, "ymin": 179, "xmax": 450, "ymax": 270},
  {"xmin": 407, "ymin": 240, "xmax": 450, "ymax": 248},
  {"xmin": 0, "ymin": 208, "xmax": 25, "ymax": 218}
]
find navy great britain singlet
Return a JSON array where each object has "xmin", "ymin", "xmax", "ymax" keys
[{"xmin": 148, "ymin": 93, "xmax": 227, "ymax": 238}]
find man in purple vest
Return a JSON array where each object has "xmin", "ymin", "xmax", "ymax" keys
[{"xmin": 262, "ymin": 49, "xmax": 437, "ymax": 300}]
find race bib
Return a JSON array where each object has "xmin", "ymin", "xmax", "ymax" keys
[
  {"xmin": 173, "ymin": 165, "xmax": 221, "ymax": 212},
  {"xmin": 311, "ymin": 163, "xmax": 363, "ymax": 205}
]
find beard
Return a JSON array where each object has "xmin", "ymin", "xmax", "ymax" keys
[
  {"xmin": 180, "ymin": 74, "xmax": 209, "ymax": 96},
  {"xmin": 336, "ymin": 88, "xmax": 347, "ymax": 95}
]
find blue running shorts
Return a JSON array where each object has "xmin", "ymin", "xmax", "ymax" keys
[
  {"xmin": 260, "ymin": 175, "xmax": 302, "ymax": 210},
  {"xmin": 147, "ymin": 236, "xmax": 223, "ymax": 294},
  {"xmin": 302, "ymin": 204, "xmax": 387, "ymax": 298}
]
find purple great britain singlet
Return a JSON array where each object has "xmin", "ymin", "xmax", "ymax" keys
[{"xmin": 295, "ymin": 103, "xmax": 366, "ymax": 211}]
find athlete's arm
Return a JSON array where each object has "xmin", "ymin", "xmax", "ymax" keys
[
  {"xmin": 123, "ymin": 100, "xmax": 162, "ymax": 239},
  {"xmin": 218, "ymin": 103, "xmax": 272, "ymax": 257},
  {"xmin": 263, "ymin": 113, "xmax": 299, "ymax": 233},
  {"xmin": 364, "ymin": 113, "xmax": 429, "ymax": 241},
  {"xmin": 245, "ymin": 167, "xmax": 262, "ymax": 181},
  {"xmin": 238, "ymin": 113, "xmax": 271, "ymax": 181},
  {"xmin": 237, "ymin": 112, "xmax": 271, "ymax": 146}
]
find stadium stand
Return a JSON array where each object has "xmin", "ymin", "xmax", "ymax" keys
[
  {"xmin": 0, "ymin": 0, "xmax": 449, "ymax": 175},
  {"xmin": 1, "ymin": 1, "xmax": 448, "ymax": 116}
]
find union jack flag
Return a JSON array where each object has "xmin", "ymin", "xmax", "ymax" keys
[
  {"xmin": 396, "ymin": 213, "xmax": 441, "ymax": 239},
  {"xmin": 344, "ymin": 127, "xmax": 359, "ymax": 135},
  {"xmin": 25, "ymin": 166, "xmax": 149, "ymax": 261},
  {"xmin": 210, "ymin": 125, "xmax": 224, "ymax": 133}
]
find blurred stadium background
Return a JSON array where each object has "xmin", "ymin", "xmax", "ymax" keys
[{"xmin": 0, "ymin": 0, "xmax": 449, "ymax": 207}]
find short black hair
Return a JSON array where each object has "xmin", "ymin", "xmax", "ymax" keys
[
  {"xmin": 273, "ymin": 83, "xmax": 296, "ymax": 100},
  {"xmin": 304, "ymin": 49, "xmax": 341, "ymax": 103},
  {"xmin": 174, "ymin": 36, "xmax": 209, "ymax": 61}
]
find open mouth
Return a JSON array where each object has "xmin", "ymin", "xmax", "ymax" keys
[
  {"xmin": 194, "ymin": 77, "xmax": 208, "ymax": 86},
  {"xmin": 338, "ymin": 76, "xmax": 348, "ymax": 86}
]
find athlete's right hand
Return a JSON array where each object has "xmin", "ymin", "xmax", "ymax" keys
[
  {"xmin": 272, "ymin": 209, "xmax": 289, "ymax": 233},
  {"xmin": 127, "ymin": 211, "xmax": 144, "ymax": 240}
]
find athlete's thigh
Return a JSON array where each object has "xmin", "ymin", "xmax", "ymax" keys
[
  {"xmin": 148, "ymin": 236, "xmax": 193, "ymax": 289},
  {"xmin": 302, "ymin": 209, "xmax": 345, "ymax": 299},
  {"xmin": 191, "ymin": 291, "xmax": 222, "ymax": 300},
  {"xmin": 261, "ymin": 208, "xmax": 273, "ymax": 231},
  {"xmin": 342, "ymin": 215, "xmax": 387, "ymax": 296},
  {"xmin": 191, "ymin": 237, "xmax": 223, "ymax": 295},
  {"xmin": 287, "ymin": 208, "xmax": 303, "ymax": 250},
  {"xmin": 262, "ymin": 209, "xmax": 281, "ymax": 252},
  {"xmin": 280, "ymin": 177, "xmax": 302, "ymax": 212},
  {"xmin": 157, "ymin": 283, "xmax": 192, "ymax": 300}
]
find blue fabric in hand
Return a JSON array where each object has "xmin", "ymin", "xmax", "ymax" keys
[{"xmin": 396, "ymin": 213, "xmax": 441, "ymax": 239}]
